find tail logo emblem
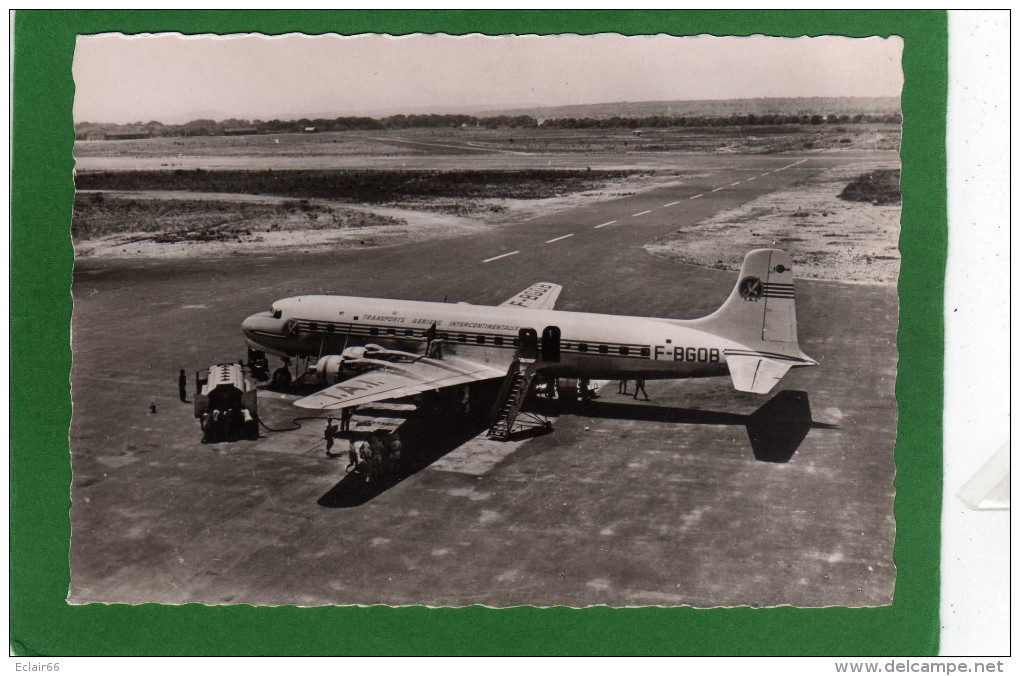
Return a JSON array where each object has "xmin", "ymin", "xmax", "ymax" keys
[{"xmin": 738, "ymin": 276, "xmax": 764, "ymax": 301}]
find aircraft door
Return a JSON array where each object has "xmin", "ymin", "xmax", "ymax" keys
[
  {"xmin": 541, "ymin": 326, "xmax": 561, "ymax": 363},
  {"xmin": 518, "ymin": 328, "xmax": 539, "ymax": 362}
]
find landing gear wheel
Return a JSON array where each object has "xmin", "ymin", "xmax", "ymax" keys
[{"xmin": 272, "ymin": 367, "xmax": 292, "ymax": 388}]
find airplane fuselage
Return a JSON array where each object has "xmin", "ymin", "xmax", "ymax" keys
[{"xmin": 242, "ymin": 294, "xmax": 766, "ymax": 381}]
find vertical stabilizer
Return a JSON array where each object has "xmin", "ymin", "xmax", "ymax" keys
[
  {"xmin": 691, "ymin": 249, "xmax": 815, "ymax": 394},
  {"xmin": 694, "ymin": 249, "xmax": 800, "ymax": 347}
]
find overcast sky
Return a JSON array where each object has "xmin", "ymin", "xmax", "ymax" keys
[{"xmin": 73, "ymin": 33, "xmax": 903, "ymax": 124}]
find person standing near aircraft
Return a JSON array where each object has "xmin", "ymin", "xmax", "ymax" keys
[
  {"xmin": 346, "ymin": 439, "xmax": 358, "ymax": 473},
  {"xmin": 368, "ymin": 435, "xmax": 385, "ymax": 480},
  {"xmin": 578, "ymin": 378, "xmax": 594, "ymax": 402},
  {"xmin": 618, "ymin": 379, "xmax": 629, "ymax": 395},
  {"xmin": 389, "ymin": 437, "xmax": 403, "ymax": 468},
  {"xmin": 178, "ymin": 369, "xmax": 188, "ymax": 403},
  {"xmin": 324, "ymin": 418, "xmax": 338, "ymax": 455},
  {"xmin": 340, "ymin": 407, "xmax": 353, "ymax": 433},
  {"xmin": 424, "ymin": 322, "xmax": 442, "ymax": 358},
  {"xmin": 633, "ymin": 379, "xmax": 649, "ymax": 401},
  {"xmin": 360, "ymin": 443, "xmax": 373, "ymax": 483}
]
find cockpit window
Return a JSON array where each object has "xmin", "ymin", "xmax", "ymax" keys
[{"xmin": 270, "ymin": 306, "xmax": 282, "ymax": 319}]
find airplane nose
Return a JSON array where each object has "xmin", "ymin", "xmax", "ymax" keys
[{"xmin": 242, "ymin": 311, "xmax": 273, "ymax": 339}]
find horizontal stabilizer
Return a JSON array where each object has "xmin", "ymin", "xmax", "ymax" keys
[{"xmin": 727, "ymin": 355, "xmax": 792, "ymax": 394}]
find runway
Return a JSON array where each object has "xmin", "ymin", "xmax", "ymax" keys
[{"xmin": 69, "ymin": 152, "xmax": 898, "ymax": 607}]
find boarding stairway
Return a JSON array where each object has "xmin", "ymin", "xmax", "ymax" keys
[{"xmin": 487, "ymin": 357, "xmax": 547, "ymax": 440}]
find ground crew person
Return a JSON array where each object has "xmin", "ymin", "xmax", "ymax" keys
[
  {"xmin": 578, "ymin": 378, "xmax": 592, "ymax": 401},
  {"xmin": 324, "ymin": 418, "xmax": 338, "ymax": 455},
  {"xmin": 389, "ymin": 437, "xmax": 403, "ymax": 468},
  {"xmin": 425, "ymin": 322, "xmax": 442, "ymax": 358},
  {"xmin": 633, "ymin": 378, "xmax": 649, "ymax": 401},
  {"xmin": 368, "ymin": 435, "xmax": 385, "ymax": 479},
  {"xmin": 618, "ymin": 379, "xmax": 629, "ymax": 395},
  {"xmin": 346, "ymin": 439, "xmax": 358, "ymax": 473},
  {"xmin": 360, "ymin": 443, "xmax": 373, "ymax": 483},
  {"xmin": 179, "ymin": 369, "xmax": 188, "ymax": 402},
  {"xmin": 340, "ymin": 407, "xmax": 353, "ymax": 433}
]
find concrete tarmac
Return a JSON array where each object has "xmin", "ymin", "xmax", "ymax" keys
[{"xmin": 69, "ymin": 153, "xmax": 898, "ymax": 607}]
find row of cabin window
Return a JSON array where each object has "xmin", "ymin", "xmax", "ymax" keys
[
  {"xmin": 564, "ymin": 343, "xmax": 650, "ymax": 357},
  {"xmin": 302, "ymin": 322, "xmax": 650, "ymax": 357}
]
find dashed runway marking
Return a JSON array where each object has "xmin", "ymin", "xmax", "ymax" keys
[
  {"xmin": 663, "ymin": 201, "xmax": 681, "ymax": 207},
  {"xmin": 775, "ymin": 159, "xmax": 808, "ymax": 171},
  {"xmin": 689, "ymin": 194, "xmax": 703, "ymax": 200},
  {"xmin": 711, "ymin": 187, "xmax": 725, "ymax": 192},
  {"xmin": 730, "ymin": 181, "xmax": 742, "ymax": 186},
  {"xmin": 632, "ymin": 210, "xmax": 652, "ymax": 217},
  {"xmin": 594, "ymin": 220, "xmax": 617, "ymax": 229},
  {"xmin": 544, "ymin": 233, "xmax": 574, "ymax": 244},
  {"xmin": 746, "ymin": 176, "xmax": 757, "ymax": 181},
  {"xmin": 761, "ymin": 172, "xmax": 771, "ymax": 177},
  {"xmin": 482, "ymin": 251, "xmax": 520, "ymax": 263}
]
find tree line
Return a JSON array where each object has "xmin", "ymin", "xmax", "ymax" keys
[
  {"xmin": 74, "ymin": 111, "xmax": 901, "ymax": 140},
  {"xmin": 540, "ymin": 112, "xmax": 901, "ymax": 129}
]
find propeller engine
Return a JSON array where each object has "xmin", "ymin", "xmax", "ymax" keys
[
  {"xmin": 310, "ymin": 344, "xmax": 423, "ymax": 385},
  {"xmin": 310, "ymin": 354, "xmax": 349, "ymax": 385}
]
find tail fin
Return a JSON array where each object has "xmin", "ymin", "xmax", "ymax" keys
[
  {"xmin": 692, "ymin": 249, "xmax": 816, "ymax": 394},
  {"xmin": 697, "ymin": 248, "xmax": 799, "ymax": 344}
]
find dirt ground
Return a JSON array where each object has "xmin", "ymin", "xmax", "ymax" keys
[{"xmin": 646, "ymin": 162, "xmax": 901, "ymax": 284}]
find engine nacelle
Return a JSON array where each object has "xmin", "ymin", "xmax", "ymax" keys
[
  {"xmin": 312, "ymin": 354, "xmax": 350, "ymax": 385},
  {"xmin": 314, "ymin": 344, "xmax": 424, "ymax": 385},
  {"xmin": 341, "ymin": 345, "xmax": 375, "ymax": 361}
]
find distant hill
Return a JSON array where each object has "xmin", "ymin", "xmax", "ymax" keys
[{"xmin": 475, "ymin": 96, "xmax": 901, "ymax": 120}]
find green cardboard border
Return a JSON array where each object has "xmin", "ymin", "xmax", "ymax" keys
[{"xmin": 10, "ymin": 10, "xmax": 946, "ymax": 656}]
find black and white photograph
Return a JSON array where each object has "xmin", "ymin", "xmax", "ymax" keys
[{"xmin": 68, "ymin": 33, "xmax": 903, "ymax": 608}]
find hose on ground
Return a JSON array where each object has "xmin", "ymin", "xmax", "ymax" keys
[{"xmin": 254, "ymin": 414, "xmax": 335, "ymax": 433}]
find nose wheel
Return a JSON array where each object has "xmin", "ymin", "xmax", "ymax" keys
[
  {"xmin": 265, "ymin": 356, "xmax": 316, "ymax": 389},
  {"xmin": 271, "ymin": 366, "xmax": 293, "ymax": 388}
]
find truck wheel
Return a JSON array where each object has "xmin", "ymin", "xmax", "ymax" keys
[{"xmin": 272, "ymin": 367, "xmax": 292, "ymax": 387}]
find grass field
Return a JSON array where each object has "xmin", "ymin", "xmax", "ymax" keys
[
  {"xmin": 73, "ymin": 124, "xmax": 901, "ymax": 162},
  {"xmin": 74, "ymin": 169, "xmax": 639, "ymax": 203},
  {"xmin": 72, "ymin": 194, "xmax": 405, "ymax": 243}
]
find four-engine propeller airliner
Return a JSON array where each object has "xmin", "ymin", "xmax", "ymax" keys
[{"xmin": 242, "ymin": 249, "xmax": 815, "ymax": 435}]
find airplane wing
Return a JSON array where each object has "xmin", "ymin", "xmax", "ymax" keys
[
  {"xmin": 499, "ymin": 282, "xmax": 562, "ymax": 310},
  {"xmin": 294, "ymin": 355, "xmax": 505, "ymax": 410},
  {"xmin": 726, "ymin": 355, "xmax": 793, "ymax": 395}
]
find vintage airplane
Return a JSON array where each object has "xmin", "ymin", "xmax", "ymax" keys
[{"xmin": 242, "ymin": 248, "xmax": 816, "ymax": 438}]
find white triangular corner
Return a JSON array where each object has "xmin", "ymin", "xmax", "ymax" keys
[{"xmin": 957, "ymin": 441, "xmax": 1010, "ymax": 510}]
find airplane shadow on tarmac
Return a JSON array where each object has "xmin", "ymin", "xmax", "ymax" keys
[
  {"xmin": 543, "ymin": 390, "xmax": 837, "ymax": 464},
  {"xmin": 318, "ymin": 390, "xmax": 835, "ymax": 507}
]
